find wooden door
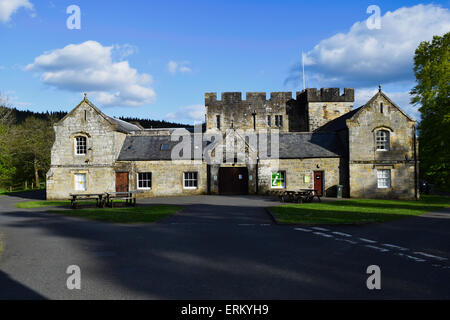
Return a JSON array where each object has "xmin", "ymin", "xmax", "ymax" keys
[
  {"xmin": 218, "ymin": 167, "xmax": 248, "ymax": 195},
  {"xmin": 115, "ymin": 172, "xmax": 129, "ymax": 192},
  {"xmin": 314, "ymin": 171, "xmax": 324, "ymax": 196}
]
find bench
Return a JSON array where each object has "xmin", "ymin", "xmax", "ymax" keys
[
  {"xmin": 276, "ymin": 189, "xmax": 321, "ymax": 203},
  {"xmin": 105, "ymin": 191, "xmax": 144, "ymax": 208},
  {"xmin": 69, "ymin": 193, "xmax": 104, "ymax": 209}
]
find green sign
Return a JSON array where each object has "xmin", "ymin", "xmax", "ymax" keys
[{"xmin": 271, "ymin": 172, "xmax": 285, "ymax": 188}]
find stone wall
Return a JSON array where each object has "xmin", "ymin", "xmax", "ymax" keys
[
  {"xmin": 205, "ymin": 92, "xmax": 296, "ymax": 132},
  {"xmin": 116, "ymin": 160, "xmax": 207, "ymax": 198},
  {"xmin": 46, "ymin": 100, "xmax": 125, "ymax": 200},
  {"xmin": 347, "ymin": 92, "xmax": 417, "ymax": 199},
  {"xmin": 258, "ymin": 158, "xmax": 342, "ymax": 196}
]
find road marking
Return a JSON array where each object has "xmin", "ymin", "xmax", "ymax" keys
[
  {"xmin": 382, "ymin": 243, "xmax": 409, "ymax": 251},
  {"xmin": 311, "ymin": 227, "xmax": 329, "ymax": 231},
  {"xmin": 332, "ymin": 231, "xmax": 352, "ymax": 237},
  {"xmin": 413, "ymin": 252, "xmax": 448, "ymax": 261},
  {"xmin": 335, "ymin": 238, "xmax": 358, "ymax": 244},
  {"xmin": 294, "ymin": 227, "xmax": 312, "ymax": 232},
  {"xmin": 260, "ymin": 224, "xmax": 271, "ymax": 226},
  {"xmin": 314, "ymin": 232, "xmax": 333, "ymax": 238},
  {"xmin": 365, "ymin": 245, "xmax": 389, "ymax": 252},
  {"xmin": 359, "ymin": 238, "xmax": 377, "ymax": 244},
  {"xmin": 397, "ymin": 253, "xmax": 426, "ymax": 262}
]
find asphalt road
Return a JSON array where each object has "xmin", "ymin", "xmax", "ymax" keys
[{"xmin": 0, "ymin": 192, "xmax": 449, "ymax": 299}]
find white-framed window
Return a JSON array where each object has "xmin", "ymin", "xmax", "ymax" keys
[
  {"xmin": 376, "ymin": 130, "xmax": 390, "ymax": 151},
  {"xmin": 184, "ymin": 172, "xmax": 198, "ymax": 189},
  {"xmin": 377, "ymin": 169, "xmax": 391, "ymax": 189},
  {"xmin": 75, "ymin": 136, "xmax": 87, "ymax": 155},
  {"xmin": 137, "ymin": 172, "xmax": 152, "ymax": 189},
  {"xmin": 271, "ymin": 171, "xmax": 286, "ymax": 189},
  {"xmin": 74, "ymin": 173, "xmax": 87, "ymax": 191}
]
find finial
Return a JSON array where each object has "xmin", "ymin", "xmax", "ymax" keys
[
  {"xmin": 84, "ymin": 92, "xmax": 87, "ymax": 100},
  {"xmin": 378, "ymin": 84, "xmax": 382, "ymax": 93}
]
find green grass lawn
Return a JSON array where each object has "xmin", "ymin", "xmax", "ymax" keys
[
  {"xmin": 47, "ymin": 205, "xmax": 182, "ymax": 223},
  {"xmin": 269, "ymin": 195, "xmax": 450, "ymax": 225},
  {"xmin": 16, "ymin": 200, "xmax": 76, "ymax": 208}
]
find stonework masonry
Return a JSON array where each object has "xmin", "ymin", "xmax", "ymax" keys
[{"xmin": 47, "ymin": 87, "xmax": 418, "ymax": 200}]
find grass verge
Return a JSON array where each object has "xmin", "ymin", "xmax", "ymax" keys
[
  {"xmin": 47, "ymin": 205, "xmax": 183, "ymax": 223},
  {"xmin": 269, "ymin": 195, "xmax": 450, "ymax": 225},
  {"xmin": 16, "ymin": 201, "xmax": 75, "ymax": 208}
]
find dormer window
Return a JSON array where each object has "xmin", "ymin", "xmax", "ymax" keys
[
  {"xmin": 376, "ymin": 130, "xmax": 390, "ymax": 151},
  {"xmin": 75, "ymin": 136, "xmax": 87, "ymax": 155}
]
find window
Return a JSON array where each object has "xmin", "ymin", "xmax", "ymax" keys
[
  {"xmin": 74, "ymin": 173, "xmax": 87, "ymax": 191},
  {"xmin": 377, "ymin": 170, "xmax": 391, "ymax": 188},
  {"xmin": 376, "ymin": 130, "xmax": 390, "ymax": 151},
  {"xmin": 75, "ymin": 136, "xmax": 87, "ymax": 155},
  {"xmin": 216, "ymin": 115, "xmax": 221, "ymax": 129},
  {"xmin": 137, "ymin": 172, "xmax": 152, "ymax": 189},
  {"xmin": 275, "ymin": 115, "xmax": 283, "ymax": 127},
  {"xmin": 184, "ymin": 172, "xmax": 198, "ymax": 189},
  {"xmin": 271, "ymin": 171, "xmax": 286, "ymax": 189},
  {"xmin": 267, "ymin": 115, "xmax": 271, "ymax": 127},
  {"xmin": 380, "ymin": 103, "xmax": 384, "ymax": 114}
]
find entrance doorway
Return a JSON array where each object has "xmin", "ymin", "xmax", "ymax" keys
[
  {"xmin": 115, "ymin": 172, "xmax": 129, "ymax": 192},
  {"xmin": 314, "ymin": 171, "xmax": 324, "ymax": 196},
  {"xmin": 218, "ymin": 167, "xmax": 249, "ymax": 195}
]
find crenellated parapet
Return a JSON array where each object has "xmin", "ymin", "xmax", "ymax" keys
[
  {"xmin": 300, "ymin": 88, "xmax": 354, "ymax": 103},
  {"xmin": 205, "ymin": 92, "xmax": 296, "ymax": 105}
]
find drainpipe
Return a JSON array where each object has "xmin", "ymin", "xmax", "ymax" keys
[{"xmin": 413, "ymin": 125, "xmax": 418, "ymax": 200}]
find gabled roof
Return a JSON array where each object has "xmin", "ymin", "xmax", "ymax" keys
[
  {"xmin": 316, "ymin": 89, "xmax": 416, "ymax": 132},
  {"xmin": 55, "ymin": 96, "xmax": 141, "ymax": 134},
  {"xmin": 278, "ymin": 132, "xmax": 343, "ymax": 158}
]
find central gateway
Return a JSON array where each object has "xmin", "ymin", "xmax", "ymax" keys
[{"xmin": 218, "ymin": 167, "xmax": 249, "ymax": 195}]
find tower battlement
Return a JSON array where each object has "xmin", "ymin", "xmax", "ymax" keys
[
  {"xmin": 297, "ymin": 88, "xmax": 354, "ymax": 103},
  {"xmin": 205, "ymin": 92, "xmax": 296, "ymax": 105}
]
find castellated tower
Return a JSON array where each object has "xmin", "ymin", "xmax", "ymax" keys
[
  {"xmin": 204, "ymin": 88, "xmax": 354, "ymax": 133},
  {"xmin": 296, "ymin": 88, "xmax": 354, "ymax": 132}
]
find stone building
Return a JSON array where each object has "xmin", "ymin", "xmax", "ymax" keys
[{"xmin": 46, "ymin": 87, "xmax": 419, "ymax": 200}]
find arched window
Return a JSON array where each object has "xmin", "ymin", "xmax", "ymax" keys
[
  {"xmin": 75, "ymin": 136, "xmax": 87, "ymax": 155},
  {"xmin": 376, "ymin": 130, "xmax": 390, "ymax": 151}
]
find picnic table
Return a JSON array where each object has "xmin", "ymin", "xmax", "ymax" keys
[
  {"xmin": 273, "ymin": 189, "xmax": 321, "ymax": 203},
  {"xmin": 105, "ymin": 190, "xmax": 144, "ymax": 207},
  {"xmin": 69, "ymin": 193, "xmax": 104, "ymax": 209}
]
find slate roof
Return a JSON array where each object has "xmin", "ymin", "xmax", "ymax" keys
[
  {"xmin": 117, "ymin": 132, "xmax": 343, "ymax": 161},
  {"xmin": 106, "ymin": 116, "xmax": 141, "ymax": 133},
  {"xmin": 278, "ymin": 133, "xmax": 343, "ymax": 158},
  {"xmin": 117, "ymin": 135, "xmax": 207, "ymax": 161}
]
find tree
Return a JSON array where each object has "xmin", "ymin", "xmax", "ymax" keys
[
  {"xmin": 411, "ymin": 32, "xmax": 450, "ymax": 190},
  {"xmin": 11, "ymin": 117, "xmax": 54, "ymax": 187}
]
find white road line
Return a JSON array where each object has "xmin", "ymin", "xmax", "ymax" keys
[
  {"xmin": 314, "ymin": 232, "xmax": 334, "ymax": 238},
  {"xmin": 359, "ymin": 238, "xmax": 377, "ymax": 244},
  {"xmin": 294, "ymin": 227, "xmax": 312, "ymax": 232},
  {"xmin": 260, "ymin": 224, "xmax": 271, "ymax": 226},
  {"xmin": 365, "ymin": 245, "xmax": 389, "ymax": 252},
  {"xmin": 311, "ymin": 227, "xmax": 329, "ymax": 231},
  {"xmin": 332, "ymin": 231, "xmax": 352, "ymax": 237},
  {"xmin": 413, "ymin": 252, "xmax": 448, "ymax": 261},
  {"xmin": 397, "ymin": 253, "xmax": 426, "ymax": 262},
  {"xmin": 335, "ymin": 238, "xmax": 358, "ymax": 244},
  {"xmin": 382, "ymin": 243, "xmax": 409, "ymax": 251}
]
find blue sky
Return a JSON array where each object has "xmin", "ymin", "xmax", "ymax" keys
[{"xmin": 0, "ymin": 0, "xmax": 449, "ymax": 123}]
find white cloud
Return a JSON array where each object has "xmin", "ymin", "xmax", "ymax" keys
[
  {"xmin": 287, "ymin": 4, "xmax": 450, "ymax": 87},
  {"xmin": 166, "ymin": 104, "xmax": 205, "ymax": 124},
  {"xmin": 0, "ymin": 0, "xmax": 33, "ymax": 23},
  {"xmin": 167, "ymin": 60, "xmax": 192, "ymax": 74},
  {"xmin": 25, "ymin": 41, "xmax": 156, "ymax": 107}
]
